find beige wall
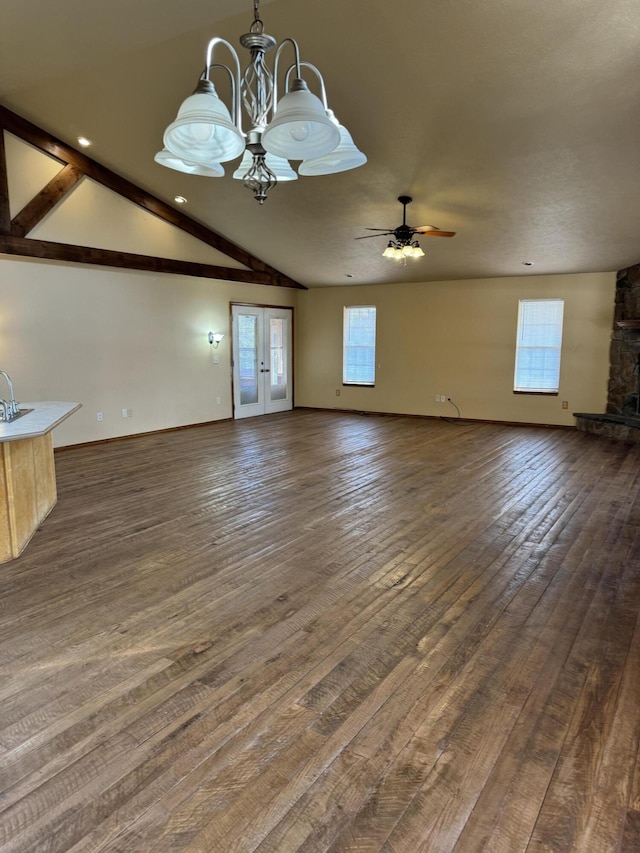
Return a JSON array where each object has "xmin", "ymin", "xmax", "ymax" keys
[
  {"xmin": 0, "ymin": 257, "xmax": 296, "ymax": 446},
  {"xmin": 0, "ymin": 132, "xmax": 617, "ymax": 443},
  {"xmin": 0, "ymin": 132, "xmax": 297, "ymax": 446},
  {"xmin": 295, "ymin": 273, "xmax": 615, "ymax": 426}
]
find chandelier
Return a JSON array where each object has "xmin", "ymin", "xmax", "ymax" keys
[{"xmin": 155, "ymin": 1, "xmax": 366, "ymax": 203}]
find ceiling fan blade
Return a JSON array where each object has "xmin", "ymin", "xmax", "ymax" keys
[
  {"xmin": 415, "ymin": 228, "xmax": 456, "ymax": 237},
  {"xmin": 364, "ymin": 227, "xmax": 395, "ymax": 231},
  {"xmin": 355, "ymin": 233, "xmax": 393, "ymax": 240}
]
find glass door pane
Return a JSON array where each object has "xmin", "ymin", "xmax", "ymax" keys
[
  {"xmin": 269, "ymin": 317, "xmax": 287, "ymax": 402},
  {"xmin": 238, "ymin": 314, "xmax": 259, "ymax": 405}
]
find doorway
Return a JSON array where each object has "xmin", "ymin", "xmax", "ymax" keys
[{"xmin": 231, "ymin": 304, "xmax": 293, "ymax": 419}]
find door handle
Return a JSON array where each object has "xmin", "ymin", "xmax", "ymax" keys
[{"xmin": 260, "ymin": 369, "xmax": 271, "ymax": 373}]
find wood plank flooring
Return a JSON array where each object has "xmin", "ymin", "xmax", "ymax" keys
[{"xmin": 1, "ymin": 409, "xmax": 639, "ymax": 852}]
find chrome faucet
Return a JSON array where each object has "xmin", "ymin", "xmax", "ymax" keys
[
  {"xmin": 0, "ymin": 371, "xmax": 19, "ymax": 419},
  {"xmin": 0, "ymin": 399, "xmax": 9, "ymax": 421}
]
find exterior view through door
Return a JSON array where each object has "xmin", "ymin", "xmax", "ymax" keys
[{"xmin": 232, "ymin": 305, "xmax": 293, "ymax": 419}]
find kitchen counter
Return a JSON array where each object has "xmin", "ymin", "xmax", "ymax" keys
[
  {"xmin": 0, "ymin": 401, "xmax": 81, "ymax": 563},
  {"xmin": 0, "ymin": 401, "xmax": 81, "ymax": 442}
]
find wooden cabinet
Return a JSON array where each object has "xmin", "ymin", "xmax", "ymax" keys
[
  {"xmin": 0, "ymin": 433, "xmax": 57, "ymax": 562},
  {"xmin": 0, "ymin": 402, "xmax": 80, "ymax": 563}
]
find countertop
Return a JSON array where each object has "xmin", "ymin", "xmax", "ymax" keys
[{"xmin": 0, "ymin": 401, "xmax": 82, "ymax": 442}]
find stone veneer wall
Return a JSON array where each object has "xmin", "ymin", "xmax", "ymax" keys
[
  {"xmin": 574, "ymin": 261, "xmax": 640, "ymax": 441},
  {"xmin": 608, "ymin": 263, "xmax": 640, "ymax": 416}
]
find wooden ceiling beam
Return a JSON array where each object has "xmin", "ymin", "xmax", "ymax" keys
[
  {"xmin": 11, "ymin": 163, "xmax": 83, "ymax": 238},
  {"xmin": 0, "ymin": 105, "xmax": 305, "ymax": 289},
  {"xmin": 0, "ymin": 130, "xmax": 10, "ymax": 235},
  {"xmin": 0, "ymin": 234, "xmax": 298, "ymax": 287}
]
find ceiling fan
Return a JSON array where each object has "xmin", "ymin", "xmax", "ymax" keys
[{"xmin": 357, "ymin": 195, "xmax": 455, "ymax": 260}]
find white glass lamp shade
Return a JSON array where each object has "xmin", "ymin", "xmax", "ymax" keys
[
  {"xmin": 298, "ymin": 124, "xmax": 366, "ymax": 176},
  {"xmin": 262, "ymin": 79, "xmax": 340, "ymax": 160},
  {"xmin": 232, "ymin": 149, "xmax": 298, "ymax": 181},
  {"xmin": 154, "ymin": 149, "xmax": 224, "ymax": 177},
  {"xmin": 189, "ymin": 162, "xmax": 226, "ymax": 177},
  {"xmin": 382, "ymin": 244, "xmax": 395, "ymax": 258},
  {"xmin": 163, "ymin": 82, "xmax": 245, "ymax": 165}
]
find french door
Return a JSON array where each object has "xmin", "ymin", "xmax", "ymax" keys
[{"xmin": 231, "ymin": 305, "xmax": 293, "ymax": 419}]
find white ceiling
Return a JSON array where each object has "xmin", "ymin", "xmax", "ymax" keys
[{"xmin": 1, "ymin": 0, "xmax": 640, "ymax": 288}]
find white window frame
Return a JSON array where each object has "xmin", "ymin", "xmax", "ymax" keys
[
  {"xmin": 343, "ymin": 306, "xmax": 377, "ymax": 386},
  {"xmin": 514, "ymin": 299, "xmax": 564, "ymax": 394}
]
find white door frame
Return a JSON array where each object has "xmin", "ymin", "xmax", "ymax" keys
[{"xmin": 231, "ymin": 303, "xmax": 294, "ymax": 420}]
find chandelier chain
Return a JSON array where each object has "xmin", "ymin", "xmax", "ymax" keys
[{"xmin": 250, "ymin": 0, "xmax": 264, "ymax": 33}]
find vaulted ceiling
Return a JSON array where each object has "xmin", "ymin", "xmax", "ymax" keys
[{"xmin": 1, "ymin": 0, "xmax": 639, "ymax": 287}]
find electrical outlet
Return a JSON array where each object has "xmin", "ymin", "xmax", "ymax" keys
[
  {"xmin": 336, "ymin": 389, "xmax": 341, "ymax": 396},
  {"xmin": 216, "ymin": 396, "xmax": 221, "ymax": 405},
  {"xmin": 121, "ymin": 408, "xmax": 128, "ymax": 418},
  {"xmin": 97, "ymin": 412, "xmax": 103, "ymax": 422},
  {"xmin": 127, "ymin": 408, "xmax": 133, "ymax": 418},
  {"xmin": 562, "ymin": 400, "xmax": 568, "ymax": 409},
  {"xmin": 435, "ymin": 394, "xmax": 440, "ymax": 402},
  {"xmin": 212, "ymin": 355, "xmax": 220, "ymax": 364}
]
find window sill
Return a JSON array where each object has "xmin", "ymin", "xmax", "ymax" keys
[
  {"xmin": 343, "ymin": 383, "xmax": 375, "ymax": 388},
  {"xmin": 513, "ymin": 390, "xmax": 559, "ymax": 396}
]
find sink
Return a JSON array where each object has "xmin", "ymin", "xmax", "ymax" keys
[{"xmin": 0, "ymin": 408, "xmax": 34, "ymax": 423}]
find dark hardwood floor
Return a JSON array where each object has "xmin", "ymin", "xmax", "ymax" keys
[{"xmin": 1, "ymin": 410, "xmax": 639, "ymax": 852}]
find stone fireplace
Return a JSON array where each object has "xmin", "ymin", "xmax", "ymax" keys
[{"xmin": 575, "ymin": 262, "xmax": 640, "ymax": 441}]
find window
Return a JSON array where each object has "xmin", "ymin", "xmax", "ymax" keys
[
  {"xmin": 343, "ymin": 306, "xmax": 376, "ymax": 385},
  {"xmin": 514, "ymin": 299, "xmax": 564, "ymax": 393}
]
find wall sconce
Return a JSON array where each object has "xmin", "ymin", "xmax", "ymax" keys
[{"xmin": 208, "ymin": 331, "xmax": 224, "ymax": 348}]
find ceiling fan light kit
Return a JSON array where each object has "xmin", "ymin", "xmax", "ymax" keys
[
  {"xmin": 382, "ymin": 241, "xmax": 425, "ymax": 260},
  {"xmin": 357, "ymin": 195, "xmax": 456, "ymax": 263},
  {"xmin": 156, "ymin": 0, "xmax": 366, "ymax": 203}
]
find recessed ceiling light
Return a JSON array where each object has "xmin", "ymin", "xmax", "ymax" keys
[
  {"xmin": 174, "ymin": 196, "xmax": 187, "ymax": 205},
  {"xmin": 77, "ymin": 136, "xmax": 92, "ymax": 148},
  {"xmin": 522, "ymin": 261, "xmax": 534, "ymax": 266}
]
